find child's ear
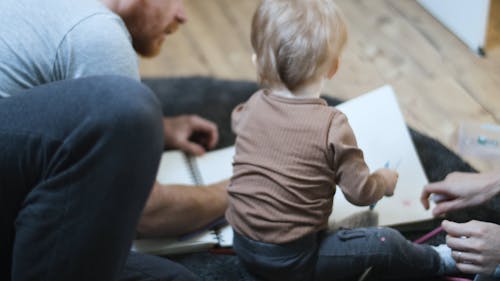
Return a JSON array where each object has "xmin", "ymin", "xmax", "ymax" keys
[
  {"xmin": 251, "ymin": 53, "xmax": 257, "ymax": 66},
  {"xmin": 327, "ymin": 59, "xmax": 339, "ymax": 79}
]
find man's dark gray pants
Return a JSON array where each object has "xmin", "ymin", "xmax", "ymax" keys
[{"xmin": 0, "ymin": 76, "xmax": 197, "ymax": 281}]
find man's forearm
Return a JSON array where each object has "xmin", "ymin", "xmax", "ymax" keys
[{"xmin": 137, "ymin": 181, "xmax": 228, "ymax": 238}]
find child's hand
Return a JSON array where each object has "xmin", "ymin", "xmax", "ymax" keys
[{"xmin": 377, "ymin": 168, "xmax": 398, "ymax": 196}]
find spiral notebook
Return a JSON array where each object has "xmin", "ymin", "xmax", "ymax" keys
[
  {"xmin": 132, "ymin": 223, "xmax": 233, "ymax": 256},
  {"xmin": 132, "ymin": 146, "xmax": 235, "ymax": 255}
]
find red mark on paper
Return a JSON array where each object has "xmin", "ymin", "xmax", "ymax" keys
[{"xmin": 402, "ymin": 200, "xmax": 412, "ymax": 207}]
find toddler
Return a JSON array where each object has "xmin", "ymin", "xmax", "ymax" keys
[{"xmin": 226, "ymin": 0, "xmax": 457, "ymax": 280}]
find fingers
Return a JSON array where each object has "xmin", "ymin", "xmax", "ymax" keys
[
  {"xmin": 386, "ymin": 171, "xmax": 398, "ymax": 197},
  {"xmin": 432, "ymin": 199, "xmax": 462, "ymax": 216},
  {"xmin": 442, "ymin": 220, "xmax": 476, "ymax": 240},
  {"xmin": 423, "ymin": 181, "xmax": 447, "ymax": 195},
  {"xmin": 421, "ymin": 181, "xmax": 450, "ymax": 210},
  {"xmin": 188, "ymin": 116, "xmax": 219, "ymax": 149},
  {"xmin": 179, "ymin": 141, "xmax": 206, "ymax": 156},
  {"xmin": 447, "ymin": 235, "xmax": 476, "ymax": 253},
  {"xmin": 452, "ymin": 250, "xmax": 478, "ymax": 264},
  {"xmin": 456, "ymin": 262, "xmax": 483, "ymax": 275},
  {"xmin": 443, "ymin": 219, "xmax": 499, "ymax": 276},
  {"xmin": 384, "ymin": 184, "xmax": 395, "ymax": 197},
  {"xmin": 452, "ymin": 250, "xmax": 493, "ymax": 275},
  {"xmin": 164, "ymin": 115, "xmax": 220, "ymax": 155},
  {"xmin": 420, "ymin": 188, "xmax": 432, "ymax": 210},
  {"xmin": 376, "ymin": 168, "xmax": 397, "ymax": 196}
]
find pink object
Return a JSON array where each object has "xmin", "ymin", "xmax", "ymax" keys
[
  {"xmin": 414, "ymin": 227, "xmax": 473, "ymax": 281},
  {"xmin": 414, "ymin": 226, "xmax": 444, "ymax": 244},
  {"xmin": 442, "ymin": 277, "xmax": 472, "ymax": 281}
]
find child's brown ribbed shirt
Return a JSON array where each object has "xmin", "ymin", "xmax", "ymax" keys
[{"xmin": 226, "ymin": 89, "xmax": 388, "ymax": 244}]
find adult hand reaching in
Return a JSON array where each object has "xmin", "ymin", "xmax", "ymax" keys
[
  {"xmin": 163, "ymin": 115, "xmax": 219, "ymax": 156},
  {"xmin": 420, "ymin": 171, "xmax": 500, "ymax": 217},
  {"xmin": 443, "ymin": 220, "xmax": 500, "ymax": 275}
]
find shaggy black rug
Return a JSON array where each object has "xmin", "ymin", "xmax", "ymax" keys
[{"xmin": 142, "ymin": 77, "xmax": 498, "ymax": 281}]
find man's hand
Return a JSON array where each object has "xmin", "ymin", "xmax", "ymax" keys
[
  {"xmin": 443, "ymin": 220, "xmax": 500, "ymax": 275},
  {"xmin": 420, "ymin": 171, "xmax": 500, "ymax": 216},
  {"xmin": 163, "ymin": 115, "xmax": 219, "ymax": 156}
]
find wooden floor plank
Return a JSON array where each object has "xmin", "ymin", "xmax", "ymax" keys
[
  {"xmin": 334, "ymin": 0, "xmax": 499, "ymax": 171},
  {"xmin": 487, "ymin": 0, "xmax": 500, "ymax": 50},
  {"xmin": 390, "ymin": 0, "xmax": 500, "ymax": 122}
]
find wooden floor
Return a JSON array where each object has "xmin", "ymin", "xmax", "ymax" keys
[
  {"xmin": 488, "ymin": 0, "xmax": 500, "ymax": 50},
  {"xmin": 140, "ymin": 0, "xmax": 500, "ymax": 172}
]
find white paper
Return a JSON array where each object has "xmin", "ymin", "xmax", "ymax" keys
[
  {"xmin": 217, "ymin": 225, "xmax": 234, "ymax": 248},
  {"xmin": 156, "ymin": 150, "xmax": 194, "ymax": 185},
  {"xmin": 193, "ymin": 146, "xmax": 235, "ymax": 185},
  {"xmin": 331, "ymin": 85, "xmax": 432, "ymax": 226}
]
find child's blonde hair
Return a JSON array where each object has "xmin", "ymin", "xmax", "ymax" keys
[{"xmin": 251, "ymin": 0, "xmax": 347, "ymax": 91}]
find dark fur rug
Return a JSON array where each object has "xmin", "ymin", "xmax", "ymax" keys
[{"xmin": 142, "ymin": 77, "xmax": 498, "ymax": 281}]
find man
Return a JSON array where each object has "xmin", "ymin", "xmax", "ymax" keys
[
  {"xmin": 0, "ymin": 0, "xmax": 227, "ymax": 280},
  {"xmin": 100, "ymin": 0, "xmax": 228, "ymax": 239}
]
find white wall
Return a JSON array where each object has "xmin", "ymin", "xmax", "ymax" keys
[{"xmin": 418, "ymin": 0, "xmax": 491, "ymax": 53}]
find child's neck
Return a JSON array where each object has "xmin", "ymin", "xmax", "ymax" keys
[{"xmin": 272, "ymin": 80, "xmax": 324, "ymax": 99}]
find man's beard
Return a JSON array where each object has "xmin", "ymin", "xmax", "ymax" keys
[{"xmin": 133, "ymin": 36, "xmax": 163, "ymax": 58}]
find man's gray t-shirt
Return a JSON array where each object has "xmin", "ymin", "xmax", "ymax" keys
[{"xmin": 0, "ymin": 0, "xmax": 139, "ymax": 97}]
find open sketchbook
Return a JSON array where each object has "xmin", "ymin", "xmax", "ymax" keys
[
  {"xmin": 154, "ymin": 145, "xmax": 235, "ymax": 186},
  {"xmin": 132, "ymin": 146, "xmax": 235, "ymax": 255},
  {"xmin": 133, "ymin": 85, "xmax": 433, "ymax": 255},
  {"xmin": 330, "ymin": 85, "xmax": 431, "ymax": 227}
]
